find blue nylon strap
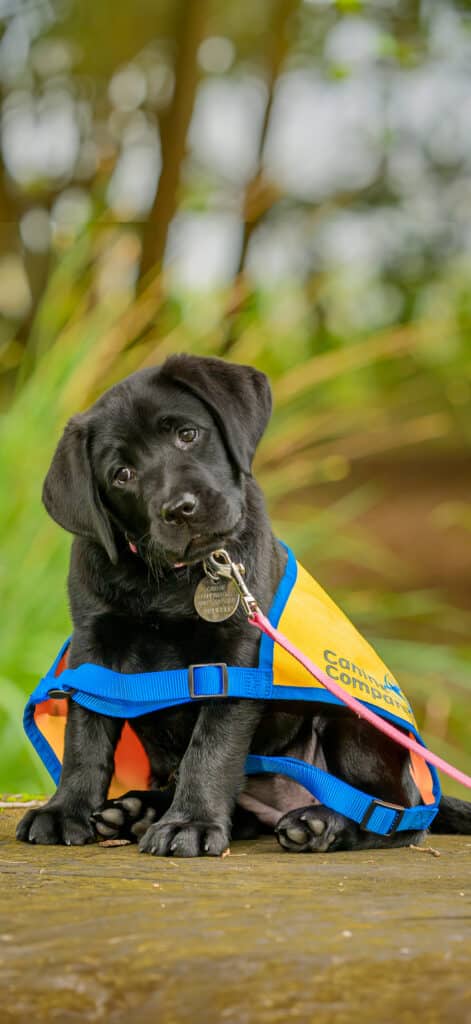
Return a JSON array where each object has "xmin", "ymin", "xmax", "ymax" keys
[
  {"xmin": 245, "ymin": 754, "xmax": 439, "ymax": 835},
  {"xmin": 23, "ymin": 684, "xmax": 63, "ymax": 786},
  {"xmin": 37, "ymin": 661, "xmax": 273, "ymax": 716}
]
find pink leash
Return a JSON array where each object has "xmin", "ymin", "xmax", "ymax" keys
[{"xmin": 249, "ymin": 609, "xmax": 471, "ymax": 791}]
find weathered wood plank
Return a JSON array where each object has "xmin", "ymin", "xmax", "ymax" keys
[{"xmin": 1, "ymin": 808, "xmax": 470, "ymax": 1023}]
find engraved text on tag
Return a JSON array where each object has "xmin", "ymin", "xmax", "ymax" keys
[{"xmin": 194, "ymin": 576, "xmax": 240, "ymax": 622}]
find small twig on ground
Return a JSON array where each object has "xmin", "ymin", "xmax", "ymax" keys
[
  {"xmin": 98, "ymin": 838, "xmax": 132, "ymax": 847},
  {"xmin": 409, "ymin": 843, "xmax": 441, "ymax": 858}
]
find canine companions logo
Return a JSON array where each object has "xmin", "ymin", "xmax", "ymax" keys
[{"xmin": 322, "ymin": 650, "xmax": 413, "ymax": 716}]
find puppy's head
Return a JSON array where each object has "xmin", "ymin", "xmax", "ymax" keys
[{"xmin": 42, "ymin": 354, "xmax": 271, "ymax": 566}]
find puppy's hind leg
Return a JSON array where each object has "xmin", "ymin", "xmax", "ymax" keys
[{"xmin": 275, "ymin": 713, "xmax": 426, "ymax": 854}]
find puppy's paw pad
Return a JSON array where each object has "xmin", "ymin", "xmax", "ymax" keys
[
  {"xmin": 300, "ymin": 813, "xmax": 327, "ymax": 836},
  {"xmin": 276, "ymin": 805, "xmax": 348, "ymax": 853},
  {"xmin": 120, "ymin": 796, "xmax": 144, "ymax": 816},
  {"xmin": 284, "ymin": 823, "xmax": 311, "ymax": 845},
  {"xmin": 92, "ymin": 809, "xmax": 125, "ymax": 839},
  {"xmin": 130, "ymin": 807, "xmax": 158, "ymax": 839},
  {"xmin": 98, "ymin": 807, "xmax": 125, "ymax": 827},
  {"xmin": 91, "ymin": 791, "xmax": 158, "ymax": 842}
]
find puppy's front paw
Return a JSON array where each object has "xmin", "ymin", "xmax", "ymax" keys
[
  {"xmin": 275, "ymin": 805, "xmax": 352, "ymax": 853},
  {"xmin": 138, "ymin": 818, "xmax": 230, "ymax": 857},
  {"xmin": 16, "ymin": 803, "xmax": 95, "ymax": 846}
]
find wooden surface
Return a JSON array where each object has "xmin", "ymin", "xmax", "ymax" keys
[{"xmin": 1, "ymin": 807, "xmax": 470, "ymax": 1023}]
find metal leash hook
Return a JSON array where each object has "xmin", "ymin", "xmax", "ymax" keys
[{"xmin": 204, "ymin": 549, "xmax": 261, "ymax": 617}]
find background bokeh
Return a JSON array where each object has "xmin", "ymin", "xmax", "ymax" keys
[{"xmin": 1, "ymin": 0, "xmax": 470, "ymax": 795}]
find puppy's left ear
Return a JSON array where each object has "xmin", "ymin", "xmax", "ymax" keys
[
  {"xmin": 42, "ymin": 415, "xmax": 118, "ymax": 564},
  {"xmin": 161, "ymin": 355, "xmax": 272, "ymax": 473}
]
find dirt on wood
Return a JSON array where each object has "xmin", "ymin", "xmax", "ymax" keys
[{"xmin": 0, "ymin": 807, "xmax": 470, "ymax": 1023}]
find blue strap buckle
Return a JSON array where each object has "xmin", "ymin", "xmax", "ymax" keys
[
  {"xmin": 188, "ymin": 663, "xmax": 229, "ymax": 699},
  {"xmin": 360, "ymin": 799, "xmax": 405, "ymax": 836}
]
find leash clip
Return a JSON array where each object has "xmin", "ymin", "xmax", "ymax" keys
[{"xmin": 205, "ymin": 550, "xmax": 261, "ymax": 617}]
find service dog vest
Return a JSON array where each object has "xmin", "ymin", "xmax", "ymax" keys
[{"xmin": 24, "ymin": 544, "xmax": 441, "ymax": 836}]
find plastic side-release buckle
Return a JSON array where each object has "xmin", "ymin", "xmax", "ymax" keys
[
  {"xmin": 360, "ymin": 799, "xmax": 405, "ymax": 836},
  {"xmin": 188, "ymin": 663, "xmax": 229, "ymax": 699}
]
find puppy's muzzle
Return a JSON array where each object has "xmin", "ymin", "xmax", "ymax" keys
[{"xmin": 148, "ymin": 482, "xmax": 242, "ymax": 561}]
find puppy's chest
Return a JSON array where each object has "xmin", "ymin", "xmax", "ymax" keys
[{"xmin": 115, "ymin": 613, "xmax": 259, "ymax": 673}]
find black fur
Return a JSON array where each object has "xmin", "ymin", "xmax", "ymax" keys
[{"xmin": 17, "ymin": 354, "xmax": 471, "ymax": 855}]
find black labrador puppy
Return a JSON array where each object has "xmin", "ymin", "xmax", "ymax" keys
[{"xmin": 17, "ymin": 355, "xmax": 471, "ymax": 855}]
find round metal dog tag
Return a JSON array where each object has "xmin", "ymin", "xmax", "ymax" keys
[{"xmin": 194, "ymin": 576, "xmax": 240, "ymax": 622}]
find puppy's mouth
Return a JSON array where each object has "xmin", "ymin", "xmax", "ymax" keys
[
  {"xmin": 169, "ymin": 533, "xmax": 235, "ymax": 569},
  {"xmin": 171, "ymin": 535, "xmax": 204, "ymax": 569},
  {"xmin": 161, "ymin": 517, "xmax": 244, "ymax": 570}
]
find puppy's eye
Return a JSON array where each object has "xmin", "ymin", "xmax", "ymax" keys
[
  {"xmin": 113, "ymin": 467, "xmax": 136, "ymax": 485},
  {"xmin": 176, "ymin": 427, "xmax": 199, "ymax": 446}
]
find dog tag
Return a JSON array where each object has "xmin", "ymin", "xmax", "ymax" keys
[{"xmin": 194, "ymin": 576, "xmax": 240, "ymax": 622}]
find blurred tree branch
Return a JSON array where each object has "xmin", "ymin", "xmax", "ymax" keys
[
  {"xmin": 221, "ymin": 0, "xmax": 300, "ymax": 352},
  {"xmin": 237, "ymin": 0, "xmax": 300, "ymax": 273},
  {"xmin": 138, "ymin": 0, "xmax": 209, "ymax": 282}
]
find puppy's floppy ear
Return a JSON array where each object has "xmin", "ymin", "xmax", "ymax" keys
[
  {"xmin": 161, "ymin": 354, "xmax": 272, "ymax": 473},
  {"xmin": 42, "ymin": 415, "xmax": 118, "ymax": 564}
]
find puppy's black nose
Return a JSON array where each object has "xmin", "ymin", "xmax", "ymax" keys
[{"xmin": 161, "ymin": 493, "xmax": 198, "ymax": 525}]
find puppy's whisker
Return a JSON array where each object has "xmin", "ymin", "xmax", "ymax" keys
[
  {"xmin": 130, "ymin": 531, "xmax": 163, "ymax": 586},
  {"xmin": 146, "ymin": 539, "xmax": 165, "ymax": 586}
]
